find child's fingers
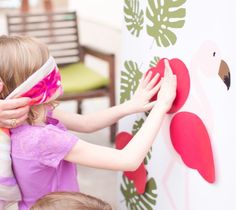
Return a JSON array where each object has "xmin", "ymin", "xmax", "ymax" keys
[
  {"xmin": 145, "ymin": 73, "xmax": 160, "ymax": 90},
  {"xmin": 164, "ymin": 59, "xmax": 173, "ymax": 77},
  {"xmin": 171, "ymin": 75, "xmax": 177, "ymax": 87},
  {"xmin": 136, "ymin": 74, "xmax": 146, "ymax": 90},
  {"xmin": 142, "ymin": 71, "xmax": 152, "ymax": 87},
  {"xmin": 144, "ymin": 101, "xmax": 156, "ymax": 110},
  {"xmin": 148, "ymin": 78, "xmax": 162, "ymax": 98},
  {"xmin": 164, "ymin": 59, "xmax": 170, "ymax": 76}
]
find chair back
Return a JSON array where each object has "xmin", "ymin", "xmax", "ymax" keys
[{"xmin": 7, "ymin": 11, "xmax": 81, "ymax": 65}]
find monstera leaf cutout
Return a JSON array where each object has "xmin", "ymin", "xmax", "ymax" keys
[
  {"xmin": 132, "ymin": 118, "xmax": 144, "ymax": 135},
  {"xmin": 144, "ymin": 149, "xmax": 152, "ymax": 165},
  {"xmin": 121, "ymin": 176, "xmax": 157, "ymax": 210},
  {"xmin": 145, "ymin": 111, "xmax": 151, "ymax": 117},
  {"xmin": 149, "ymin": 56, "xmax": 160, "ymax": 68},
  {"xmin": 124, "ymin": 0, "xmax": 144, "ymax": 37},
  {"xmin": 146, "ymin": 0, "xmax": 186, "ymax": 47},
  {"xmin": 120, "ymin": 60, "xmax": 143, "ymax": 103}
]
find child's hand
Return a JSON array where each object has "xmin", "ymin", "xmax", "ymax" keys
[
  {"xmin": 125, "ymin": 71, "xmax": 161, "ymax": 114},
  {"xmin": 155, "ymin": 59, "xmax": 177, "ymax": 112}
]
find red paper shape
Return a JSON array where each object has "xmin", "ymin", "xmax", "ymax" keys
[
  {"xmin": 115, "ymin": 132, "xmax": 147, "ymax": 194},
  {"xmin": 170, "ymin": 112, "xmax": 215, "ymax": 183},
  {"xmin": 146, "ymin": 58, "xmax": 190, "ymax": 113}
]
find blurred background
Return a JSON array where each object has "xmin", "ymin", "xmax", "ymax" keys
[{"xmin": 0, "ymin": 0, "xmax": 122, "ymax": 209}]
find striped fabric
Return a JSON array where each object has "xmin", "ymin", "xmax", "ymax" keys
[{"xmin": 0, "ymin": 129, "xmax": 22, "ymax": 209}]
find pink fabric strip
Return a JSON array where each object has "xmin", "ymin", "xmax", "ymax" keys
[{"xmin": 21, "ymin": 67, "xmax": 62, "ymax": 105}]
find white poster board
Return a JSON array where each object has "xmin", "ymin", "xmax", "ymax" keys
[{"xmin": 118, "ymin": 0, "xmax": 236, "ymax": 209}]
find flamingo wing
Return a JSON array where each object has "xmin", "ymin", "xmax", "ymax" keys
[{"xmin": 170, "ymin": 112, "xmax": 215, "ymax": 183}]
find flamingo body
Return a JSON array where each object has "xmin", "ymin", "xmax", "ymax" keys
[{"xmin": 170, "ymin": 111, "xmax": 215, "ymax": 183}]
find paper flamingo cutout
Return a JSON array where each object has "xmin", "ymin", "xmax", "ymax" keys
[
  {"xmin": 115, "ymin": 132, "xmax": 147, "ymax": 194},
  {"xmin": 170, "ymin": 111, "xmax": 215, "ymax": 183},
  {"xmin": 145, "ymin": 57, "xmax": 215, "ymax": 183}
]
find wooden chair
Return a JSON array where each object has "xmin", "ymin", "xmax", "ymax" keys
[{"xmin": 6, "ymin": 11, "xmax": 116, "ymax": 142}]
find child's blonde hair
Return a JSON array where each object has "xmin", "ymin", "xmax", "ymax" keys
[
  {"xmin": 30, "ymin": 192, "xmax": 112, "ymax": 210},
  {"xmin": 0, "ymin": 35, "xmax": 52, "ymax": 124}
]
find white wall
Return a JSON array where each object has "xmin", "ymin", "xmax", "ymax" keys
[
  {"xmin": 69, "ymin": 0, "xmax": 122, "ymax": 30},
  {"xmin": 69, "ymin": 0, "xmax": 122, "ymax": 105},
  {"xmin": 118, "ymin": 0, "xmax": 236, "ymax": 210}
]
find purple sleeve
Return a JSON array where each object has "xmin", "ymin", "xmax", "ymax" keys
[{"xmin": 38, "ymin": 125, "xmax": 78, "ymax": 168}]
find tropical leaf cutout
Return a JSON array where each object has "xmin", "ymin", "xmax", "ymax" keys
[
  {"xmin": 124, "ymin": 0, "xmax": 144, "ymax": 37},
  {"xmin": 145, "ymin": 111, "xmax": 151, "ymax": 117},
  {"xmin": 121, "ymin": 175, "xmax": 157, "ymax": 210},
  {"xmin": 120, "ymin": 60, "xmax": 143, "ymax": 103},
  {"xmin": 144, "ymin": 149, "xmax": 152, "ymax": 165},
  {"xmin": 149, "ymin": 56, "xmax": 160, "ymax": 67},
  {"xmin": 132, "ymin": 118, "xmax": 144, "ymax": 136},
  {"xmin": 146, "ymin": 0, "xmax": 186, "ymax": 47}
]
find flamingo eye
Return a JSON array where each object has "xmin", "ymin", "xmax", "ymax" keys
[{"xmin": 213, "ymin": 52, "xmax": 216, "ymax": 57}]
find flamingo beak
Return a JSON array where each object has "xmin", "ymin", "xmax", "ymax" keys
[{"xmin": 218, "ymin": 60, "xmax": 230, "ymax": 90}]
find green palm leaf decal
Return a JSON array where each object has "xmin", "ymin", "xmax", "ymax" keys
[
  {"xmin": 120, "ymin": 60, "xmax": 143, "ymax": 103},
  {"xmin": 132, "ymin": 118, "xmax": 144, "ymax": 135},
  {"xmin": 121, "ymin": 176, "xmax": 157, "ymax": 210},
  {"xmin": 145, "ymin": 111, "xmax": 151, "ymax": 117},
  {"xmin": 146, "ymin": 0, "xmax": 186, "ymax": 47},
  {"xmin": 144, "ymin": 149, "xmax": 152, "ymax": 165},
  {"xmin": 149, "ymin": 56, "xmax": 160, "ymax": 67},
  {"xmin": 124, "ymin": 0, "xmax": 144, "ymax": 37}
]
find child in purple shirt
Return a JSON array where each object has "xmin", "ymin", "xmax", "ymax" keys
[
  {"xmin": 10, "ymin": 111, "xmax": 78, "ymax": 210},
  {"xmin": 0, "ymin": 35, "xmax": 176, "ymax": 210}
]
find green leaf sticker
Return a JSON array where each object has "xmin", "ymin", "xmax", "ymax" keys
[
  {"xmin": 146, "ymin": 0, "xmax": 186, "ymax": 47},
  {"xmin": 149, "ymin": 56, "xmax": 160, "ymax": 67},
  {"xmin": 121, "ymin": 176, "xmax": 157, "ymax": 210},
  {"xmin": 132, "ymin": 118, "xmax": 145, "ymax": 135},
  {"xmin": 120, "ymin": 60, "xmax": 143, "ymax": 103},
  {"xmin": 144, "ymin": 149, "xmax": 152, "ymax": 165},
  {"xmin": 124, "ymin": 0, "xmax": 144, "ymax": 37},
  {"xmin": 145, "ymin": 111, "xmax": 151, "ymax": 117}
]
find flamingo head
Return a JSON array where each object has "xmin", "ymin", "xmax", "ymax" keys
[{"xmin": 197, "ymin": 41, "xmax": 230, "ymax": 90}]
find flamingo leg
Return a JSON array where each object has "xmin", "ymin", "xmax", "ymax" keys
[
  {"xmin": 163, "ymin": 157, "xmax": 178, "ymax": 210},
  {"xmin": 163, "ymin": 156, "xmax": 190, "ymax": 210},
  {"xmin": 184, "ymin": 168, "xmax": 189, "ymax": 210}
]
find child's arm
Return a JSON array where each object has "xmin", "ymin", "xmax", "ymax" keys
[
  {"xmin": 64, "ymin": 60, "xmax": 177, "ymax": 171},
  {"xmin": 53, "ymin": 72, "xmax": 160, "ymax": 133}
]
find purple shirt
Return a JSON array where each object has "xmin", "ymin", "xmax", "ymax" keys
[{"xmin": 10, "ymin": 112, "xmax": 79, "ymax": 210}]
